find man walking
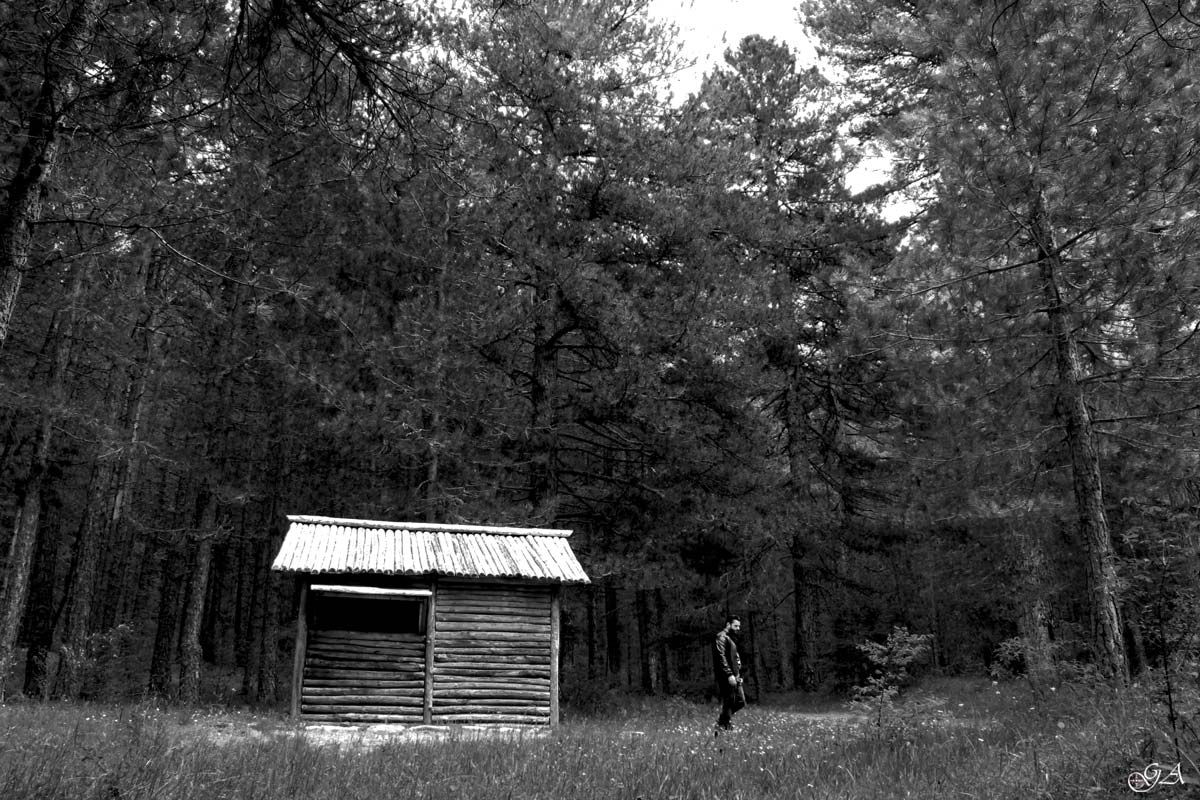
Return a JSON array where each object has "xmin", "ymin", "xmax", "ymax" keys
[{"xmin": 713, "ymin": 614, "xmax": 745, "ymax": 734}]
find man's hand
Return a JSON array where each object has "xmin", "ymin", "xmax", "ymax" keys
[{"xmin": 728, "ymin": 675, "xmax": 738, "ymax": 687}]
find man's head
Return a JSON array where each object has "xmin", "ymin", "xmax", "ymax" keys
[{"xmin": 725, "ymin": 614, "xmax": 741, "ymax": 633}]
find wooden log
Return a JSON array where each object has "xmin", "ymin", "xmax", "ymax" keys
[
  {"xmin": 304, "ymin": 652, "xmax": 425, "ymax": 666},
  {"xmin": 305, "ymin": 679, "xmax": 424, "ymax": 690},
  {"xmin": 434, "ymin": 642, "xmax": 549, "ymax": 652},
  {"xmin": 308, "ymin": 637, "xmax": 424, "ymax": 651},
  {"xmin": 307, "ymin": 645, "xmax": 426, "ymax": 660},
  {"xmin": 434, "ymin": 682, "xmax": 550, "ymax": 693},
  {"xmin": 437, "ymin": 603, "xmax": 548, "ymax": 615},
  {"xmin": 433, "ymin": 653, "xmax": 549, "ymax": 665},
  {"xmin": 431, "ymin": 707, "xmax": 551, "ymax": 717},
  {"xmin": 434, "ymin": 702, "xmax": 549, "ymax": 711},
  {"xmin": 309, "ymin": 630, "xmax": 425, "ymax": 645},
  {"xmin": 308, "ymin": 634, "xmax": 425, "ymax": 648},
  {"xmin": 434, "ymin": 643, "xmax": 549, "ymax": 653},
  {"xmin": 434, "ymin": 692, "xmax": 549, "ymax": 703},
  {"xmin": 436, "ymin": 606, "xmax": 548, "ymax": 617},
  {"xmin": 304, "ymin": 667, "xmax": 423, "ymax": 679},
  {"xmin": 433, "ymin": 686, "xmax": 550, "ymax": 696},
  {"xmin": 302, "ymin": 706, "xmax": 425, "ymax": 717},
  {"xmin": 304, "ymin": 686, "xmax": 424, "ymax": 697},
  {"xmin": 424, "ymin": 578, "xmax": 436, "ymax": 724},
  {"xmin": 431, "ymin": 712, "xmax": 550, "ymax": 722},
  {"xmin": 292, "ymin": 582, "xmax": 309, "ymax": 718},
  {"xmin": 307, "ymin": 639, "xmax": 424, "ymax": 653},
  {"xmin": 435, "ymin": 622, "xmax": 550, "ymax": 634},
  {"xmin": 432, "ymin": 656, "xmax": 545, "ymax": 666},
  {"xmin": 433, "ymin": 666, "xmax": 550, "ymax": 678},
  {"xmin": 438, "ymin": 603, "xmax": 548, "ymax": 615},
  {"xmin": 439, "ymin": 583, "xmax": 551, "ymax": 595},
  {"xmin": 301, "ymin": 694, "xmax": 424, "ymax": 706},
  {"xmin": 439, "ymin": 630, "xmax": 549, "ymax": 642},
  {"xmin": 550, "ymin": 586, "xmax": 560, "ymax": 726}
]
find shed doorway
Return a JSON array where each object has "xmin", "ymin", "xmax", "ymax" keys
[{"xmin": 299, "ymin": 585, "xmax": 433, "ymax": 722}]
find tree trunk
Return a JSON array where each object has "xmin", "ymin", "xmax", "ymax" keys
[
  {"xmin": 528, "ymin": 260, "xmax": 559, "ymax": 518},
  {"xmin": 22, "ymin": 505, "xmax": 63, "ymax": 698},
  {"xmin": 0, "ymin": 450, "xmax": 49, "ymax": 699},
  {"xmin": 0, "ymin": 266, "xmax": 82, "ymax": 698},
  {"xmin": 653, "ymin": 588, "xmax": 671, "ymax": 694},
  {"xmin": 586, "ymin": 583, "xmax": 598, "ymax": 679},
  {"xmin": 0, "ymin": 0, "xmax": 96, "ymax": 346},
  {"xmin": 179, "ymin": 489, "xmax": 218, "ymax": 704},
  {"xmin": 54, "ymin": 459, "xmax": 116, "ymax": 698},
  {"xmin": 148, "ymin": 543, "xmax": 187, "ymax": 698},
  {"xmin": 257, "ymin": 533, "xmax": 281, "ymax": 705},
  {"xmin": 1033, "ymin": 199, "xmax": 1127, "ymax": 681},
  {"xmin": 791, "ymin": 537, "xmax": 819, "ymax": 691},
  {"xmin": 241, "ymin": 541, "xmax": 265, "ymax": 703},
  {"xmin": 1012, "ymin": 517, "xmax": 1055, "ymax": 684},
  {"xmin": 97, "ymin": 291, "xmax": 161, "ymax": 632},
  {"xmin": 635, "ymin": 588, "xmax": 653, "ymax": 693},
  {"xmin": 603, "ymin": 580, "xmax": 621, "ymax": 679}
]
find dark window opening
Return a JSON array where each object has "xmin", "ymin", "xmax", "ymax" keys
[{"xmin": 309, "ymin": 593, "xmax": 426, "ymax": 635}]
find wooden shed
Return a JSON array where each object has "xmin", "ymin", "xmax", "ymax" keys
[{"xmin": 271, "ymin": 515, "xmax": 589, "ymax": 725}]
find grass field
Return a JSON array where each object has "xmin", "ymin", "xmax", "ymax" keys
[{"xmin": 0, "ymin": 677, "xmax": 1191, "ymax": 799}]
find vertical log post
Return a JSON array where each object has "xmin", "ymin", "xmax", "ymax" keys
[
  {"xmin": 423, "ymin": 579, "xmax": 437, "ymax": 723},
  {"xmin": 550, "ymin": 586, "xmax": 561, "ymax": 726},
  {"xmin": 291, "ymin": 581, "xmax": 308, "ymax": 718}
]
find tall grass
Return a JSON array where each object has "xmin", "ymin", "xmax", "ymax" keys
[{"xmin": 0, "ymin": 677, "xmax": 1184, "ymax": 799}]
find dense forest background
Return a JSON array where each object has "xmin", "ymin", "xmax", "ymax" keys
[{"xmin": 1, "ymin": 0, "xmax": 1198, "ymax": 708}]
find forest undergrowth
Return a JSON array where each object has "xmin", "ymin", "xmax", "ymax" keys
[{"xmin": 0, "ymin": 676, "xmax": 1191, "ymax": 800}]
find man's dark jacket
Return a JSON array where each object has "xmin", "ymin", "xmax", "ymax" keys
[{"xmin": 713, "ymin": 629, "xmax": 741, "ymax": 685}]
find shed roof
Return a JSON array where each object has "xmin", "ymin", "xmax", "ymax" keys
[{"xmin": 271, "ymin": 516, "xmax": 590, "ymax": 584}]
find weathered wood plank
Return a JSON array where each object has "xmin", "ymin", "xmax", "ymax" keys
[
  {"xmin": 435, "ymin": 622, "xmax": 550, "ymax": 634},
  {"xmin": 433, "ymin": 653, "xmax": 549, "ymax": 665},
  {"xmin": 438, "ymin": 630, "xmax": 550, "ymax": 642},
  {"xmin": 434, "ymin": 692, "xmax": 550, "ymax": 702},
  {"xmin": 305, "ymin": 647, "xmax": 425, "ymax": 660},
  {"xmin": 301, "ymin": 695, "xmax": 424, "ymax": 706},
  {"xmin": 433, "ymin": 666, "xmax": 551, "ymax": 678},
  {"xmin": 304, "ymin": 655, "xmax": 425, "ymax": 669},
  {"xmin": 309, "ymin": 630, "xmax": 425, "ymax": 645},
  {"xmin": 433, "ymin": 682, "xmax": 550, "ymax": 693},
  {"xmin": 304, "ymin": 686, "xmax": 424, "ymax": 696},
  {"xmin": 304, "ymin": 681, "xmax": 427, "ymax": 690},
  {"xmin": 439, "ymin": 583, "xmax": 551, "ymax": 595},
  {"xmin": 305, "ymin": 667, "xmax": 423, "ymax": 679},
  {"xmin": 431, "ymin": 710, "xmax": 550, "ymax": 720},
  {"xmin": 438, "ymin": 601, "xmax": 548, "ymax": 613},
  {"xmin": 292, "ymin": 583, "xmax": 309, "ymax": 718},
  {"xmin": 424, "ymin": 577, "xmax": 436, "ymax": 724},
  {"xmin": 308, "ymin": 635, "xmax": 424, "ymax": 648},
  {"xmin": 438, "ymin": 602, "xmax": 548, "ymax": 615},
  {"xmin": 435, "ymin": 642, "xmax": 549, "ymax": 652},
  {"xmin": 302, "ymin": 706, "xmax": 425, "ymax": 717},
  {"xmin": 437, "ymin": 600, "xmax": 548, "ymax": 612},
  {"xmin": 431, "ymin": 717, "xmax": 548, "ymax": 725},
  {"xmin": 307, "ymin": 644, "xmax": 426, "ymax": 658},
  {"xmin": 550, "ymin": 586, "xmax": 560, "ymax": 726}
]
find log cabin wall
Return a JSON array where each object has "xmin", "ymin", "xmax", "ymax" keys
[
  {"xmin": 297, "ymin": 577, "xmax": 432, "ymax": 723},
  {"xmin": 301, "ymin": 629, "xmax": 426, "ymax": 722},
  {"xmin": 432, "ymin": 580, "xmax": 555, "ymax": 724}
]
